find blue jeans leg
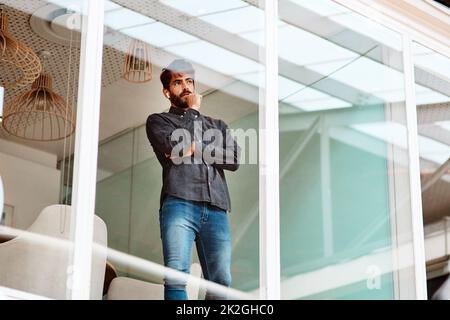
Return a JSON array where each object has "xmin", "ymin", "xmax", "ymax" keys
[
  {"xmin": 196, "ymin": 204, "xmax": 232, "ymax": 300},
  {"xmin": 160, "ymin": 196, "xmax": 197, "ymax": 300},
  {"xmin": 160, "ymin": 196, "xmax": 232, "ymax": 300}
]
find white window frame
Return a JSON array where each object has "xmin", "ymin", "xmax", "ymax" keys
[
  {"xmin": 69, "ymin": 0, "xmax": 105, "ymax": 300},
  {"xmin": 403, "ymin": 34, "xmax": 428, "ymax": 300},
  {"xmin": 259, "ymin": 0, "xmax": 281, "ymax": 300}
]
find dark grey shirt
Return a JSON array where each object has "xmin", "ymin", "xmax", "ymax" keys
[{"xmin": 146, "ymin": 106, "xmax": 240, "ymax": 212}]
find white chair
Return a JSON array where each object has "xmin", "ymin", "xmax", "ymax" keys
[
  {"xmin": 107, "ymin": 262, "xmax": 202, "ymax": 300},
  {"xmin": 0, "ymin": 204, "xmax": 107, "ymax": 299}
]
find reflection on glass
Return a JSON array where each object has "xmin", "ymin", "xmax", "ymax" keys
[
  {"xmin": 161, "ymin": 0, "xmax": 246, "ymax": 17},
  {"xmin": 166, "ymin": 41, "xmax": 262, "ymax": 76},
  {"xmin": 94, "ymin": 0, "xmax": 262, "ymax": 299},
  {"xmin": 279, "ymin": 0, "xmax": 418, "ymax": 299},
  {"xmin": 0, "ymin": 0, "xmax": 94, "ymax": 299},
  {"xmin": 201, "ymin": 6, "xmax": 265, "ymax": 34},
  {"xmin": 413, "ymin": 43, "xmax": 450, "ymax": 300}
]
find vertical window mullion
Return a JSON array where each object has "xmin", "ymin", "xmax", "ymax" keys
[
  {"xmin": 259, "ymin": 0, "xmax": 280, "ymax": 300},
  {"xmin": 70, "ymin": 0, "xmax": 105, "ymax": 300},
  {"xmin": 402, "ymin": 34, "xmax": 427, "ymax": 300}
]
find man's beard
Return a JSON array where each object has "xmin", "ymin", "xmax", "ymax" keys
[{"xmin": 170, "ymin": 91, "xmax": 191, "ymax": 109}]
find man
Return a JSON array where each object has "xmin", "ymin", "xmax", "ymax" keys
[{"xmin": 146, "ymin": 59, "xmax": 240, "ymax": 300}]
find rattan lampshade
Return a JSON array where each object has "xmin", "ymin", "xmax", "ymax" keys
[
  {"xmin": 2, "ymin": 72, "xmax": 75, "ymax": 141},
  {"xmin": 123, "ymin": 39, "xmax": 152, "ymax": 83},
  {"xmin": 0, "ymin": 8, "xmax": 41, "ymax": 89}
]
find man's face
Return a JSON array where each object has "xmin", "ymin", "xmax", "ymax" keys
[{"xmin": 166, "ymin": 72, "xmax": 195, "ymax": 109}]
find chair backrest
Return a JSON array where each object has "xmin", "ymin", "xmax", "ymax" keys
[
  {"xmin": 0, "ymin": 204, "xmax": 107, "ymax": 299},
  {"xmin": 107, "ymin": 262, "xmax": 203, "ymax": 300}
]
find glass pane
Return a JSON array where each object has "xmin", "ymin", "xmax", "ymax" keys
[
  {"xmin": 0, "ymin": 0, "xmax": 92, "ymax": 299},
  {"xmin": 279, "ymin": 0, "xmax": 417, "ymax": 299},
  {"xmin": 413, "ymin": 42, "xmax": 450, "ymax": 300},
  {"xmin": 91, "ymin": 0, "xmax": 262, "ymax": 299}
]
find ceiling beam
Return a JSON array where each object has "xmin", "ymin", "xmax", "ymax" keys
[
  {"xmin": 421, "ymin": 157, "xmax": 450, "ymax": 193},
  {"xmin": 113, "ymin": 0, "xmax": 381, "ymax": 106}
]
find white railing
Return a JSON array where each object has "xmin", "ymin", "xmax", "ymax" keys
[{"xmin": 0, "ymin": 225, "xmax": 254, "ymax": 300}]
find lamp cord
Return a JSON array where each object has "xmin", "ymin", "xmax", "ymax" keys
[{"xmin": 60, "ymin": 9, "xmax": 76, "ymax": 234}]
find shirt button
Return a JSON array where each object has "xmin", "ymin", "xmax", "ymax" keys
[
  {"xmin": 194, "ymin": 115, "xmax": 198, "ymax": 118},
  {"xmin": 180, "ymin": 115, "xmax": 183, "ymax": 118}
]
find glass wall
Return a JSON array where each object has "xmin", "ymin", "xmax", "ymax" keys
[
  {"xmin": 90, "ymin": 0, "xmax": 262, "ymax": 299},
  {"xmin": 278, "ymin": 0, "xmax": 422, "ymax": 299},
  {"xmin": 412, "ymin": 42, "xmax": 450, "ymax": 299},
  {"xmin": 0, "ymin": 0, "xmax": 104, "ymax": 299},
  {"xmin": 4, "ymin": 0, "xmax": 448, "ymax": 300}
]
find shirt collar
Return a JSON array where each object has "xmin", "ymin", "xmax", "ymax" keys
[
  {"xmin": 169, "ymin": 106, "xmax": 188, "ymax": 115},
  {"xmin": 169, "ymin": 106, "xmax": 200, "ymax": 117}
]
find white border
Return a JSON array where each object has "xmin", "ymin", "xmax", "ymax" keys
[{"xmin": 70, "ymin": 0, "xmax": 105, "ymax": 300}]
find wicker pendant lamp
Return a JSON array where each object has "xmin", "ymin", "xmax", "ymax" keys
[
  {"xmin": 2, "ymin": 51, "xmax": 75, "ymax": 141},
  {"xmin": 0, "ymin": 6, "xmax": 41, "ymax": 89},
  {"xmin": 123, "ymin": 39, "xmax": 152, "ymax": 83}
]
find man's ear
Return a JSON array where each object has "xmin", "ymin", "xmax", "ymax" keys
[{"xmin": 163, "ymin": 89, "xmax": 170, "ymax": 99}]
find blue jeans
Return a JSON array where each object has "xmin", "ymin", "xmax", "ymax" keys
[{"xmin": 159, "ymin": 195, "xmax": 232, "ymax": 300}]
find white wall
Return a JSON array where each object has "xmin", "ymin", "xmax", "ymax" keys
[{"xmin": 0, "ymin": 139, "xmax": 61, "ymax": 229}]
